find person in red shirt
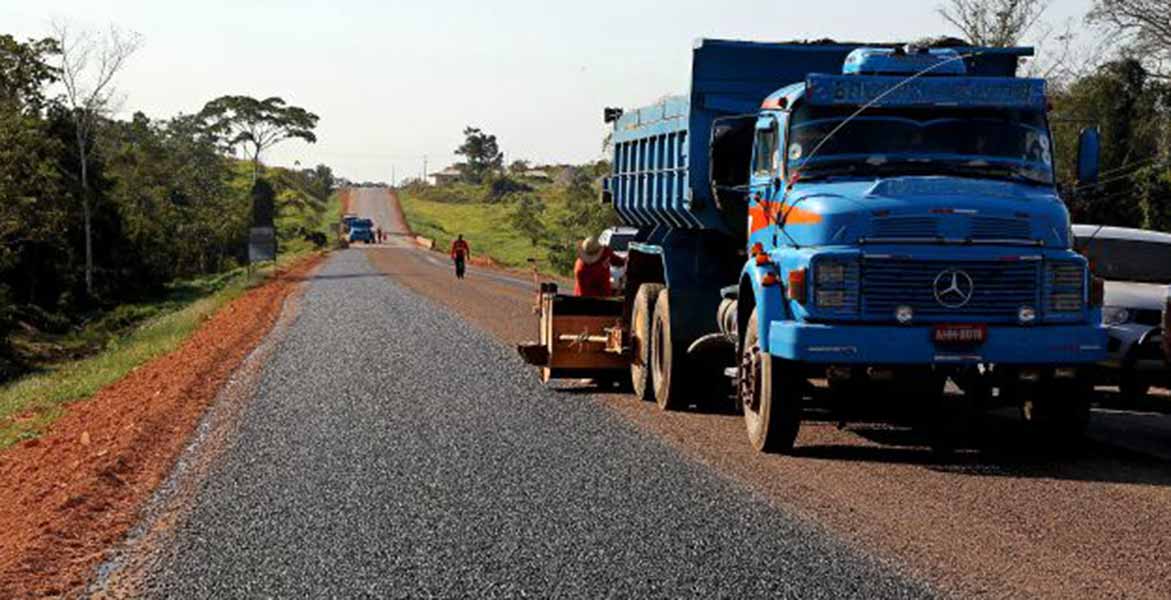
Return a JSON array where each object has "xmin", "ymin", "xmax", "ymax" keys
[
  {"xmin": 574, "ymin": 235, "xmax": 625, "ymax": 297},
  {"xmin": 450, "ymin": 234, "xmax": 470, "ymax": 279}
]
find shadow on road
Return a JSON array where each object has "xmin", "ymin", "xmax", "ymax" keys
[
  {"xmin": 795, "ymin": 401, "xmax": 1171, "ymax": 487},
  {"xmin": 551, "ymin": 378, "xmax": 1171, "ymax": 487}
]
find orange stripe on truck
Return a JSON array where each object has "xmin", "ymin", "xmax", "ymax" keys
[{"xmin": 748, "ymin": 200, "xmax": 822, "ymax": 234}]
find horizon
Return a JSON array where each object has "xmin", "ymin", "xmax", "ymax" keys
[{"xmin": 3, "ymin": 0, "xmax": 1094, "ymax": 182}]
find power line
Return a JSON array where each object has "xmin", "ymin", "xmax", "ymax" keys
[{"xmin": 1072, "ymin": 156, "xmax": 1171, "ymax": 192}]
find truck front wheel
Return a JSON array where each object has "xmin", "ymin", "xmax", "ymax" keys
[
  {"xmin": 630, "ymin": 283, "xmax": 664, "ymax": 402},
  {"xmin": 739, "ymin": 310, "xmax": 801, "ymax": 453}
]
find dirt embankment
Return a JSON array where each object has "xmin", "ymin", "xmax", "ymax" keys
[{"xmin": 0, "ymin": 255, "xmax": 323, "ymax": 598}]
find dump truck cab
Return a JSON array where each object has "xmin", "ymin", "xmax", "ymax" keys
[
  {"xmin": 743, "ymin": 47, "xmax": 1102, "ymax": 363},
  {"xmin": 526, "ymin": 39, "xmax": 1109, "ymax": 453}
]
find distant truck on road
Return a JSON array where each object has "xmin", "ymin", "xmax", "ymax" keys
[
  {"xmin": 348, "ymin": 218, "xmax": 376, "ymax": 244},
  {"xmin": 521, "ymin": 39, "xmax": 1108, "ymax": 452}
]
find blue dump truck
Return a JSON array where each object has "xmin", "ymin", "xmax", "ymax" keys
[{"xmin": 520, "ymin": 39, "xmax": 1108, "ymax": 453}]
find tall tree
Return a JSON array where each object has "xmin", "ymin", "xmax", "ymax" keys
[
  {"xmin": 1089, "ymin": 0, "xmax": 1171, "ymax": 78},
  {"xmin": 0, "ymin": 35, "xmax": 66, "ymax": 313},
  {"xmin": 52, "ymin": 21, "xmax": 140, "ymax": 297},
  {"xmin": 454, "ymin": 126, "xmax": 503, "ymax": 183},
  {"xmin": 198, "ymin": 95, "xmax": 319, "ymax": 182},
  {"xmin": 938, "ymin": 0, "xmax": 1049, "ymax": 46},
  {"xmin": 1052, "ymin": 58, "xmax": 1171, "ymax": 227}
]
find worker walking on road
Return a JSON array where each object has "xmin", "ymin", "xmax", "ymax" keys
[
  {"xmin": 376, "ymin": 226, "xmax": 384, "ymax": 244},
  {"xmin": 574, "ymin": 235, "xmax": 624, "ymax": 297},
  {"xmin": 450, "ymin": 234, "xmax": 470, "ymax": 279}
]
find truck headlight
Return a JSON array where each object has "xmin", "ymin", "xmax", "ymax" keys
[
  {"xmin": 1101, "ymin": 306, "xmax": 1131, "ymax": 326},
  {"xmin": 816, "ymin": 290, "xmax": 847, "ymax": 307},
  {"xmin": 813, "ymin": 258, "xmax": 858, "ymax": 311},
  {"xmin": 816, "ymin": 262, "xmax": 847, "ymax": 286},
  {"xmin": 1047, "ymin": 262, "xmax": 1085, "ymax": 313}
]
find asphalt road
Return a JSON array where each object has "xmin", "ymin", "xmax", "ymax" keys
[
  {"xmin": 350, "ymin": 187, "xmax": 410, "ymax": 241},
  {"xmin": 132, "ymin": 249, "xmax": 931, "ymax": 598}
]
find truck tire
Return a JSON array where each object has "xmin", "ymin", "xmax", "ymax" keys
[
  {"xmin": 630, "ymin": 283, "xmax": 664, "ymax": 402},
  {"xmin": 1118, "ymin": 365, "xmax": 1149, "ymax": 407},
  {"xmin": 651, "ymin": 290, "xmax": 691, "ymax": 411},
  {"xmin": 739, "ymin": 310, "xmax": 801, "ymax": 452}
]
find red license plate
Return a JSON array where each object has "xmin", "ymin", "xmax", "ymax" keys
[{"xmin": 933, "ymin": 324, "xmax": 987, "ymax": 345}]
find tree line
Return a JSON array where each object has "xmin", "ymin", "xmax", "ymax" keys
[
  {"xmin": 941, "ymin": 0, "xmax": 1171, "ymax": 229},
  {"xmin": 0, "ymin": 29, "xmax": 330, "ymax": 360}
]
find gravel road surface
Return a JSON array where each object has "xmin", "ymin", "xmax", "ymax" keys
[
  {"xmin": 356, "ymin": 189, "xmax": 1171, "ymax": 599},
  {"xmin": 136, "ymin": 250, "xmax": 930, "ymax": 598}
]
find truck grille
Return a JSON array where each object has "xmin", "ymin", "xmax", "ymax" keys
[
  {"xmin": 872, "ymin": 217, "xmax": 939, "ymax": 239},
  {"xmin": 861, "ymin": 257, "xmax": 1040, "ymax": 322},
  {"xmin": 868, "ymin": 215, "xmax": 1032, "ymax": 241},
  {"xmin": 970, "ymin": 216, "xmax": 1031, "ymax": 240}
]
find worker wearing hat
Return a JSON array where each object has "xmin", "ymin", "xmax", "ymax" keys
[{"xmin": 574, "ymin": 235, "xmax": 625, "ymax": 297}]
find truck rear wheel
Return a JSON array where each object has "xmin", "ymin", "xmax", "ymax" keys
[
  {"xmin": 651, "ymin": 290, "xmax": 691, "ymax": 411},
  {"xmin": 630, "ymin": 283, "xmax": 664, "ymax": 402},
  {"xmin": 739, "ymin": 310, "xmax": 801, "ymax": 453}
]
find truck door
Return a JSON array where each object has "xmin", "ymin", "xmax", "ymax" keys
[{"xmin": 748, "ymin": 115, "xmax": 783, "ymax": 243}]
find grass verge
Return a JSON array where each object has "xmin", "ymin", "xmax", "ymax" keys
[
  {"xmin": 399, "ymin": 194, "xmax": 552, "ymax": 270},
  {"xmin": 0, "ymin": 251, "xmax": 317, "ymax": 450}
]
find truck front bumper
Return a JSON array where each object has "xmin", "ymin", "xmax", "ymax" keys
[{"xmin": 768, "ymin": 321, "xmax": 1108, "ymax": 365}]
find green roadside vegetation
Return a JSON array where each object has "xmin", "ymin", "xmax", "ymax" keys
[
  {"xmin": 398, "ymin": 128, "xmax": 615, "ymax": 276},
  {"xmin": 0, "ymin": 251, "xmax": 315, "ymax": 449},
  {"xmin": 0, "ymin": 181, "xmax": 336, "ymax": 449},
  {"xmin": 0, "ymin": 33, "xmax": 346, "ymax": 447},
  {"xmin": 400, "ymin": 192, "xmax": 554, "ymax": 270}
]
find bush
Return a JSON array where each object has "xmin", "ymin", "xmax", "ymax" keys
[
  {"xmin": 486, "ymin": 175, "xmax": 533, "ymax": 202},
  {"xmin": 0, "ymin": 286, "xmax": 13, "ymax": 343},
  {"xmin": 12, "ymin": 302, "xmax": 72, "ymax": 335}
]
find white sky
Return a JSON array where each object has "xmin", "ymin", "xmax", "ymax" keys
[{"xmin": 2, "ymin": 0, "xmax": 1095, "ymax": 183}]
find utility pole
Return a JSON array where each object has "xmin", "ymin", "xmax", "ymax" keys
[{"xmin": 423, "ymin": 155, "xmax": 429, "ymax": 184}]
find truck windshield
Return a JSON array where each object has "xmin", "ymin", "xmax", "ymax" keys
[{"xmin": 788, "ymin": 104, "xmax": 1054, "ymax": 185}]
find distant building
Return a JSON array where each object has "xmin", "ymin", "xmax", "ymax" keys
[
  {"xmin": 430, "ymin": 167, "xmax": 462, "ymax": 186},
  {"xmin": 521, "ymin": 169, "xmax": 551, "ymax": 181}
]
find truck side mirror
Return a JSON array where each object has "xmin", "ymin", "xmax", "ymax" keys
[{"xmin": 1076, "ymin": 127, "xmax": 1100, "ymax": 187}]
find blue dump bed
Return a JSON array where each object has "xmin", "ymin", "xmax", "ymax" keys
[{"xmin": 609, "ymin": 39, "xmax": 1029, "ymax": 232}]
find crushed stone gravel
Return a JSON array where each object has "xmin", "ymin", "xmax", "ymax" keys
[{"xmin": 137, "ymin": 250, "xmax": 932, "ymax": 598}]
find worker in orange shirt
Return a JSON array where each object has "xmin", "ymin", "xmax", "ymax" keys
[
  {"xmin": 574, "ymin": 235, "xmax": 624, "ymax": 296},
  {"xmin": 450, "ymin": 234, "xmax": 470, "ymax": 279}
]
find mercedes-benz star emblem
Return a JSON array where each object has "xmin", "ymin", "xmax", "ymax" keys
[{"xmin": 933, "ymin": 269, "xmax": 974, "ymax": 308}]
